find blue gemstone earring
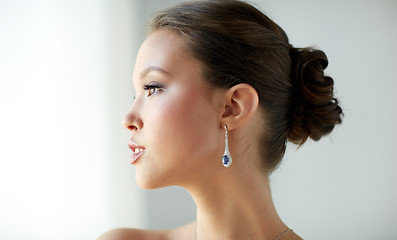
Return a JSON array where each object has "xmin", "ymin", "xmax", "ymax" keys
[{"xmin": 222, "ymin": 125, "xmax": 232, "ymax": 168}]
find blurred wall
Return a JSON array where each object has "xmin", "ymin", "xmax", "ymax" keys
[{"xmin": 0, "ymin": 0, "xmax": 145, "ymax": 239}]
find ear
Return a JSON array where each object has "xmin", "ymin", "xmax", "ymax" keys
[{"xmin": 220, "ymin": 83, "xmax": 259, "ymax": 130}]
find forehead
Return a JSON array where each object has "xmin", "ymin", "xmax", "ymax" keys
[
  {"xmin": 133, "ymin": 30, "xmax": 191, "ymax": 81},
  {"xmin": 143, "ymin": 29, "xmax": 186, "ymax": 58}
]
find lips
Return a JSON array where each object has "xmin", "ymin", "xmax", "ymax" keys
[{"xmin": 128, "ymin": 140, "xmax": 146, "ymax": 164}]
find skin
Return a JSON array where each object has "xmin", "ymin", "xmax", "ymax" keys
[{"xmin": 98, "ymin": 30, "xmax": 302, "ymax": 240}]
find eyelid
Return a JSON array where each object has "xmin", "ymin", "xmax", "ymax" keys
[
  {"xmin": 143, "ymin": 82, "xmax": 165, "ymax": 96},
  {"xmin": 143, "ymin": 81, "xmax": 163, "ymax": 89}
]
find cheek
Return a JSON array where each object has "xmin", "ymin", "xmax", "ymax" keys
[{"xmin": 146, "ymin": 87, "xmax": 220, "ymax": 163}]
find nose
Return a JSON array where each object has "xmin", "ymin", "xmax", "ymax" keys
[{"xmin": 122, "ymin": 104, "xmax": 143, "ymax": 132}]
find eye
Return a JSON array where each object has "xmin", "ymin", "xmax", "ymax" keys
[{"xmin": 143, "ymin": 83, "xmax": 165, "ymax": 97}]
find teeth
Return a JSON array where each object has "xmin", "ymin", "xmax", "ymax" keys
[{"xmin": 134, "ymin": 148, "xmax": 144, "ymax": 153}]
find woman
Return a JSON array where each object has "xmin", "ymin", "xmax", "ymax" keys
[{"xmin": 99, "ymin": 0, "xmax": 342, "ymax": 239}]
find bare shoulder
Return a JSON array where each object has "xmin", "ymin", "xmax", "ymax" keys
[
  {"xmin": 97, "ymin": 228, "xmax": 168, "ymax": 240},
  {"xmin": 167, "ymin": 221, "xmax": 196, "ymax": 240},
  {"xmin": 97, "ymin": 222, "xmax": 196, "ymax": 240}
]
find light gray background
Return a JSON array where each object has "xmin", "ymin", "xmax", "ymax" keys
[{"xmin": 0, "ymin": 0, "xmax": 396, "ymax": 240}]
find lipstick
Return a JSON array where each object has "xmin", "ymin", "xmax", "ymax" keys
[{"xmin": 128, "ymin": 140, "xmax": 146, "ymax": 164}]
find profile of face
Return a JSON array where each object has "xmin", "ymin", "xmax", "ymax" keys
[{"xmin": 123, "ymin": 30, "xmax": 226, "ymax": 189}]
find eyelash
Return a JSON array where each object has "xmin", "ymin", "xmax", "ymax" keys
[{"xmin": 143, "ymin": 83, "xmax": 164, "ymax": 97}]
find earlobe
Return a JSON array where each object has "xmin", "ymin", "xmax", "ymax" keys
[{"xmin": 221, "ymin": 84, "xmax": 259, "ymax": 130}]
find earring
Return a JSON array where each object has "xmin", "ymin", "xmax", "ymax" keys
[{"xmin": 222, "ymin": 125, "xmax": 232, "ymax": 168}]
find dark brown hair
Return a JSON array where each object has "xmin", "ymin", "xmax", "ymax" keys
[{"xmin": 150, "ymin": 0, "xmax": 342, "ymax": 172}]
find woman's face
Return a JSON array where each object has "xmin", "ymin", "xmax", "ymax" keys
[{"xmin": 123, "ymin": 30, "xmax": 224, "ymax": 189}]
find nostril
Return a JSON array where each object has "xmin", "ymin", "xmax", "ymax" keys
[
  {"xmin": 123, "ymin": 116, "xmax": 143, "ymax": 132},
  {"xmin": 122, "ymin": 105, "xmax": 143, "ymax": 131},
  {"xmin": 127, "ymin": 125, "xmax": 138, "ymax": 131}
]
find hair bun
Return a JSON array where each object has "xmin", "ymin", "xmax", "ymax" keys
[{"xmin": 288, "ymin": 47, "xmax": 343, "ymax": 145}]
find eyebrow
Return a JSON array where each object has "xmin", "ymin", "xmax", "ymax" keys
[{"xmin": 140, "ymin": 66, "xmax": 172, "ymax": 79}]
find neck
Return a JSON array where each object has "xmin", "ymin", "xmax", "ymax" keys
[{"xmin": 184, "ymin": 161, "xmax": 288, "ymax": 240}]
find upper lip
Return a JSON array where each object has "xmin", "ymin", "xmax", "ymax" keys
[{"xmin": 128, "ymin": 140, "xmax": 145, "ymax": 153}]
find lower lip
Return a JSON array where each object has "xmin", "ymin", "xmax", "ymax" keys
[{"xmin": 130, "ymin": 150, "xmax": 146, "ymax": 165}]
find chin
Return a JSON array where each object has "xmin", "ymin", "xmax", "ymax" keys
[{"xmin": 135, "ymin": 173, "xmax": 172, "ymax": 190}]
